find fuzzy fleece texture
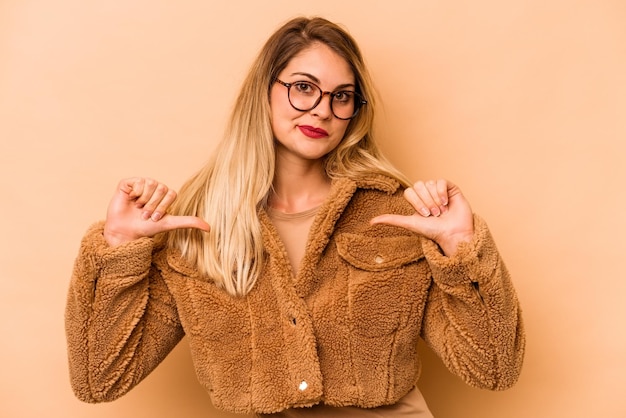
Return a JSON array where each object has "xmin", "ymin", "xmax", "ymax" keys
[{"xmin": 65, "ymin": 174, "xmax": 525, "ymax": 414}]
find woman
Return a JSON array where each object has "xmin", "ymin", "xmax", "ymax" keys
[{"xmin": 65, "ymin": 16, "xmax": 525, "ymax": 417}]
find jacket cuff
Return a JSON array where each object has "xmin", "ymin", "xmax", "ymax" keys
[
  {"xmin": 82, "ymin": 222, "xmax": 155, "ymax": 279},
  {"xmin": 421, "ymin": 215, "xmax": 500, "ymax": 288}
]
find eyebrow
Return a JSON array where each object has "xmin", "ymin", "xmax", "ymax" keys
[{"xmin": 289, "ymin": 72, "xmax": 356, "ymax": 90}]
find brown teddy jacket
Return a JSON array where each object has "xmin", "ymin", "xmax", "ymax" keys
[{"xmin": 65, "ymin": 174, "xmax": 525, "ymax": 414}]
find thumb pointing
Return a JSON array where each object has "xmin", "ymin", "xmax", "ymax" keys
[
  {"xmin": 160, "ymin": 215, "xmax": 211, "ymax": 233},
  {"xmin": 370, "ymin": 213, "xmax": 417, "ymax": 230}
]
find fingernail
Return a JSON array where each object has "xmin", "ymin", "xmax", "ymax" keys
[
  {"xmin": 151, "ymin": 212, "xmax": 162, "ymax": 221},
  {"xmin": 420, "ymin": 208, "xmax": 430, "ymax": 217},
  {"xmin": 141, "ymin": 211, "xmax": 151, "ymax": 220},
  {"xmin": 431, "ymin": 207, "xmax": 441, "ymax": 217}
]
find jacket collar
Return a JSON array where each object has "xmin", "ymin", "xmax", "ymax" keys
[{"xmin": 259, "ymin": 174, "xmax": 402, "ymax": 297}]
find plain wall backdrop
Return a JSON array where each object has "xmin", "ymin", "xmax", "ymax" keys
[{"xmin": 1, "ymin": 0, "xmax": 625, "ymax": 417}]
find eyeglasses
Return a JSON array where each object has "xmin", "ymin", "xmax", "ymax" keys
[{"xmin": 275, "ymin": 79, "xmax": 367, "ymax": 120}]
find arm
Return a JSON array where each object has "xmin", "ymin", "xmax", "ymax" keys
[
  {"xmin": 66, "ymin": 177, "xmax": 210, "ymax": 402},
  {"xmin": 371, "ymin": 179, "xmax": 525, "ymax": 389},
  {"xmin": 65, "ymin": 222, "xmax": 184, "ymax": 402},
  {"xmin": 420, "ymin": 215, "xmax": 525, "ymax": 389}
]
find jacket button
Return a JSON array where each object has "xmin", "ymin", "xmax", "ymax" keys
[
  {"xmin": 298, "ymin": 380, "xmax": 308, "ymax": 391},
  {"xmin": 374, "ymin": 255, "xmax": 384, "ymax": 264}
]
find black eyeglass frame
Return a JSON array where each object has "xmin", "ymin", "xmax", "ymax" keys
[{"xmin": 274, "ymin": 79, "xmax": 368, "ymax": 120}]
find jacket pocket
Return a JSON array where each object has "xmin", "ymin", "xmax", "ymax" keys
[{"xmin": 336, "ymin": 233, "xmax": 424, "ymax": 337}]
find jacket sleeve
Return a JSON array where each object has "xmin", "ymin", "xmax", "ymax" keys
[
  {"xmin": 419, "ymin": 215, "xmax": 525, "ymax": 390},
  {"xmin": 65, "ymin": 222, "xmax": 185, "ymax": 403}
]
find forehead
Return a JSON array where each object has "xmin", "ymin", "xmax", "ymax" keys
[{"xmin": 280, "ymin": 43, "xmax": 354, "ymax": 87}]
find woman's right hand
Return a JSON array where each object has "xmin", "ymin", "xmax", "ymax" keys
[{"xmin": 103, "ymin": 177, "xmax": 210, "ymax": 247}]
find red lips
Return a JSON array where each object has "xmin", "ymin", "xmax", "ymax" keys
[{"xmin": 298, "ymin": 125, "xmax": 328, "ymax": 139}]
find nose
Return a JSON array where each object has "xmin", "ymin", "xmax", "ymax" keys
[{"xmin": 311, "ymin": 92, "xmax": 333, "ymax": 119}]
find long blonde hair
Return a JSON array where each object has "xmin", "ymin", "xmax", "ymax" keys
[{"xmin": 168, "ymin": 17, "xmax": 409, "ymax": 296}]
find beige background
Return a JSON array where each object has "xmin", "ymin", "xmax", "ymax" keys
[{"xmin": 1, "ymin": 0, "xmax": 625, "ymax": 417}]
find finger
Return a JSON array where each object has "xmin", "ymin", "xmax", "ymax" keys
[
  {"xmin": 436, "ymin": 179, "xmax": 448, "ymax": 205},
  {"xmin": 149, "ymin": 189, "xmax": 177, "ymax": 221},
  {"xmin": 118, "ymin": 177, "xmax": 143, "ymax": 199},
  {"xmin": 435, "ymin": 179, "xmax": 449, "ymax": 212},
  {"xmin": 414, "ymin": 181, "xmax": 440, "ymax": 216},
  {"xmin": 445, "ymin": 180, "xmax": 462, "ymax": 200},
  {"xmin": 425, "ymin": 180, "xmax": 443, "ymax": 205},
  {"xmin": 159, "ymin": 215, "xmax": 211, "ymax": 233},
  {"xmin": 142, "ymin": 184, "xmax": 174, "ymax": 220},
  {"xmin": 403, "ymin": 187, "xmax": 431, "ymax": 217},
  {"xmin": 423, "ymin": 180, "xmax": 447, "ymax": 215},
  {"xmin": 135, "ymin": 178, "xmax": 159, "ymax": 207}
]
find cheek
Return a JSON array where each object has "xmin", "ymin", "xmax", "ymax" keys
[
  {"xmin": 270, "ymin": 87, "xmax": 297, "ymax": 122},
  {"xmin": 334, "ymin": 121, "xmax": 351, "ymax": 140},
  {"xmin": 270, "ymin": 92, "xmax": 296, "ymax": 141}
]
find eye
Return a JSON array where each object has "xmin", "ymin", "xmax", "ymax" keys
[
  {"xmin": 333, "ymin": 91, "xmax": 355, "ymax": 104},
  {"xmin": 294, "ymin": 82, "xmax": 316, "ymax": 95}
]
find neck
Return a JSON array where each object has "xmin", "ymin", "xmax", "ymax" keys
[{"xmin": 270, "ymin": 157, "xmax": 331, "ymax": 214}]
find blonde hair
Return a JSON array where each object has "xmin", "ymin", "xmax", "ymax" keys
[{"xmin": 168, "ymin": 17, "xmax": 409, "ymax": 296}]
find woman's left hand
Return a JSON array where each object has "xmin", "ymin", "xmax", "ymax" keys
[{"xmin": 370, "ymin": 179, "xmax": 475, "ymax": 256}]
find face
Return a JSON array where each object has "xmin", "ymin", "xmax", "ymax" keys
[{"xmin": 270, "ymin": 42, "xmax": 355, "ymax": 166}]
